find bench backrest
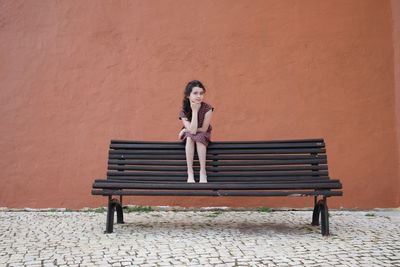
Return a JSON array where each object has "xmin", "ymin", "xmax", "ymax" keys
[{"xmin": 106, "ymin": 138, "xmax": 330, "ymax": 183}]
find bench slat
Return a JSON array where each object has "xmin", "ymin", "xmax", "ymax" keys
[
  {"xmin": 108, "ymin": 159, "xmax": 327, "ymax": 166},
  {"xmin": 92, "ymin": 181, "xmax": 342, "ymax": 190},
  {"xmin": 95, "ymin": 178, "xmax": 339, "ymax": 184},
  {"xmin": 107, "ymin": 170, "xmax": 328, "ymax": 177},
  {"xmin": 109, "ymin": 148, "xmax": 326, "ymax": 155},
  {"xmin": 110, "ymin": 142, "xmax": 325, "ymax": 150},
  {"xmin": 92, "ymin": 189, "xmax": 342, "ymax": 197},
  {"xmin": 111, "ymin": 139, "xmax": 324, "ymax": 145},
  {"xmin": 107, "ymin": 165, "xmax": 328, "ymax": 172},
  {"xmin": 109, "ymin": 154, "xmax": 327, "ymax": 161},
  {"xmin": 103, "ymin": 176, "xmax": 332, "ymax": 182}
]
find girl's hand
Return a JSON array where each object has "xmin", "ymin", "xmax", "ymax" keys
[
  {"xmin": 178, "ymin": 128, "xmax": 187, "ymax": 139},
  {"xmin": 190, "ymin": 101, "xmax": 201, "ymax": 112}
]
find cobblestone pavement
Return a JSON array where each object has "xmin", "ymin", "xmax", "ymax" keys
[{"xmin": 0, "ymin": 209, "xmax": 399, "ymax": 266}]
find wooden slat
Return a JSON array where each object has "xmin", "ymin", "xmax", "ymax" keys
[
  {"xmin": 108, "ymin": 158, "xmax": 327, "ymax": 166},
  {"xmin": 108, "ymin": 154, "xmax": 327, "ymax": 161},
  {"xmin": 109, "ymin": 148, "xmax": 326, "ymax": 155},
  {"xmin": 96, "ymin": 178, "xmax": 338, "ymax": 184},
  {"xmin": 107, "ymin": 165, "xmax": 328, "ymax": 172},
  {"xmin": 110, "ymin": 141, "xmax": 325, "ymax": 150},
  {"xmin": 110, "ymin": 138, "xmax": 324, "ymax": 144},
  {"xmin": 205, "ymin": 142, "xmax": 325, "ymax": 149},
  {"xmin": 92, "ymin": 189, "xmax": 342, "ymax": 197},
  {"xmin": 107, "ymin": 170, "xmax": 328, "ymax": 177},
  {"xmin": 92, "ymin": 181, "xmax": 342, "ymax": 190},
  {"xmin": 103, "ymin": 176, "xmax": 331, "ymax": 182}
]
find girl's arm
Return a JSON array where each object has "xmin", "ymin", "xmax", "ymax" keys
[
  {"xmin": 182, "ymin": 109, "xmax": 213, "ymax": 133},
  {"xmin": 180, "ymin": 111, "xmax": 200, "ymax": 134},
  {"xmin": 199, "ymin": 110, "xmax": 213, "ymax": 132},
  {"xmin": 188, "ymin": 110, "xmax": 199, "ymax": 134}
]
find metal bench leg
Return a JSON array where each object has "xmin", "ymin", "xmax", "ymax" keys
[
  {"xmin": 311, "ymin": 199, "xmax": 321, "ymax": 226},
  {"xmin": 311, "ymin": 197, "xmax": 330, "ymax": 236},
  {"xmin": 105, "ymin": 196, "xmax": 115, "ymax": 233},
  {"xmin": 319, "ymin": 197, "xmax": 330, "ymax": 236},
  {"xmin": 115, "ymin": 198, "xmax": 124, "ymax": 224}
]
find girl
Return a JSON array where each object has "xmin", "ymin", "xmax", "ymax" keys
[{"xmin": 178, "ymin": 80, "xmax": 214, "ymax": 183}]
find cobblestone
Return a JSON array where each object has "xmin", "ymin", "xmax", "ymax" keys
[{"xmin": 0, "ymin": 210, "xmax": 399, "ymax": 266}]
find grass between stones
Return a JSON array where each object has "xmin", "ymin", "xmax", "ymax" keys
[{"xmin": 257, "ymin": 206, "xmax": 272, "ymax": 213}]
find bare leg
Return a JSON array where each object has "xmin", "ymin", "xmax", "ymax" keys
[
  {"xmin": 196, "ymin": 141, "xmax": 208, "ymax": 183},
  {"xmin": 185, "ymin": 137, "xmax": 195, "ymax": 183}
]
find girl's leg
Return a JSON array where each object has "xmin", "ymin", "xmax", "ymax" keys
[
  {"xmin": 185, "ymin": 137, "xmax": 195, "ymax": 183},
  {"xmin": 196, "ymin": 141, "xmax": 208, "ymax": 183}
]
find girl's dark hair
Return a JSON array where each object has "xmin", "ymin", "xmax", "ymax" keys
[{"xmin": 181, "ymin": 80, "xmax": 206, "ymax": 121}]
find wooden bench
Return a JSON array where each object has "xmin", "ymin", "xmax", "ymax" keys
[{"xmin": 91, "ymin": 138, "xmax": 343, "ymax": 236}]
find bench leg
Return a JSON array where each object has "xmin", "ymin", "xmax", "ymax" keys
[
  {"xmin": 115, "ymin": 199, "xmax": 124, "ymax": 224},
  {"xmin": 105, "ymin": 197, "xmax": 124, "ymax": 233},
  {"xmin": 105, "ymin": 196, "xmax": 115, "ymax": 233},
  {"xmin": 311, "ymin": 200, "xmax": 321, "ymax": 226},
  {"xmin": 320, "ymin": 197, "xmax": 330, "ymax": 236},
  {"xmin": 311, "ymin": 197, "xmax": 330, "ymax": 236}
]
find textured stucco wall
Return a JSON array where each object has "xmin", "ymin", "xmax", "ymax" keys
[
  {"xmin": 391, "ymin": 0, "xmax": 400, "ymax": 207},
  {"xmin": 0, "ymin": 0, "xmax": 399, "ymax": 209}
]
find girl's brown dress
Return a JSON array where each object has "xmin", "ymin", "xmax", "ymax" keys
[{"xmin": 178, "ymin": 102, "xmax": 214, "ymax": 146}]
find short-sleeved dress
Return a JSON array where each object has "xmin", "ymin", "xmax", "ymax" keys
[{"xmin": 179, "ymin": 102, "xmax": 214, "ymax": 146}]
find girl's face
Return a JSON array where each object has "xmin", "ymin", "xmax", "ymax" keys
[{"xmin": 187, "ymin": 86, "xmax": 205, "ymax": 103}]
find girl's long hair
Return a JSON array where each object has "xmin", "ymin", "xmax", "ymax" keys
[{"xmin": 181, "ymin": 80, "xmax": 206, "ymax": 121}]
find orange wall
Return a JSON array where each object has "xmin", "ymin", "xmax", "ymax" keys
[
  {"xmin": 1, "ymin": 0, "xmax": 399, "ymax": 209},
  {"xmin": 392, "ymin": 0, "xmax": 400, "ymax": 207}
]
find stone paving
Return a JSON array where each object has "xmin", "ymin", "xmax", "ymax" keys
[{"xmin": 0, "ymin": 208, "xmax": 399, "ymax": 267}]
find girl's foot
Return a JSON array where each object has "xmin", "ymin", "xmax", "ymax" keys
[
  {"xmin": 199, "ymin": 170, "xmax": 207, "ymax": 183},
  {"xmin": 187, "ymin": 170, "xmax": 195, "ymax": 183}
]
